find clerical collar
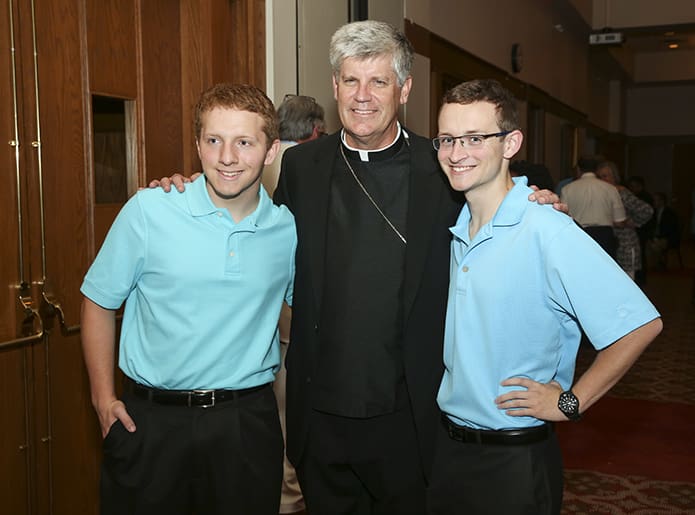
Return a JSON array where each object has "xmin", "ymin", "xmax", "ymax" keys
[{"xmin": 340, "ymin": 124, "xmax": 409, "ymax": 162}]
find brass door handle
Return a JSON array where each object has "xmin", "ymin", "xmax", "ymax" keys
[
  {"xmin": 0, "ymin": 294, "xmax": 44, "ymax": 351},
  {"xmin": 41, "ymin": 292, "xmax": 80, "ymax": 335}
]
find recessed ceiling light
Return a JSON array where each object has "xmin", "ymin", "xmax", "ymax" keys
[{"xmin": 668, "ymin": 43, "xmax": 679, "ymax": 49}]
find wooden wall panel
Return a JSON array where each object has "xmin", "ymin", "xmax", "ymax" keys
[
  {"xmin": 1, "ymin": 0, "xmax": 22, "ymax": 341},
  {"xmin": 228, "ymin": 0, "xmax": 265, "ymax": 88},
  {"xmin": 141, "ymin": 0, "xmax": 183, "ymax": 182},
  {"xmin": 0, "ymin": 353, "xmax": 31, "ymax": 515},
  {"xmin": 178, "ymin": 0, "xmax": 266, "ymax": 176},
  {"xmin": 34, "ymin": 0, "xmax": 99, "ymax": 513},
  {"xmin": 2, "ymin": 1, "xmax": 268, "ymax": 513},
  {"xmin": 2, "ymin": 3, "xmax": 39, "ymax": 515},
  {"xmin": 87, "ymin": 0, "xmax": 138, "ymax": 97},
  {"xmin": 211, "ymin": 0, "xmax": 236, "ymax": 85},
  {"xmin": 180, "ymin": 0, "xmax": 210, "ymax": 174}
]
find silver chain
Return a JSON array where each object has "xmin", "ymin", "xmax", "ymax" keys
[{"xmin": 340, "ymin": 145, "xmax": 407, "ymax": 245}]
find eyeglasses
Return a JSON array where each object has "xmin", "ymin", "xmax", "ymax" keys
[
  {"xmin": 283, "ymin": 94, "xmax": 317, "ymax": 103},
  {"xmin": 432, "ymin": 131, "xmax": 512, "ymax": 151}
]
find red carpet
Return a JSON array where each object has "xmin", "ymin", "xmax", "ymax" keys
[{"xmin": 558, "ymin": 396, "xmax": 695, "ymax": 483}]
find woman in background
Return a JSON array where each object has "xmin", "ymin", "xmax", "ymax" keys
[{"xmin": 597, "ymin": 161, "xmax": 654, "ymax": 279}]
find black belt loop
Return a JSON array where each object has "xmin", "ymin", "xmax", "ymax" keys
[
  {"xmin": 123, "ymin": 377, "xmax": 269, "ymax": 408},
  {"xmin": 441, "ymin": 413, "xmax": 554, "ymax": 446}
]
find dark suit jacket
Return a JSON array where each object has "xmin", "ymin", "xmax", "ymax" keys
[{"xmin": 274, "ymin": 131, "xmax": 463, "ymax": 479}]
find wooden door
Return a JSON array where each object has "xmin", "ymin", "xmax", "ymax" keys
[
  {"xmin": 1, "ymin": 0, "xmax": 99, "ymax": 513},
  {"xmin": 1, "ymin": 1, "xmax": 266, "ymax": 514}
]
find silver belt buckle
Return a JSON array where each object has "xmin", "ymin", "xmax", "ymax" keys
[{"xmin": 189, "ymin": 389, "xmax": 215, "ymax": 408}]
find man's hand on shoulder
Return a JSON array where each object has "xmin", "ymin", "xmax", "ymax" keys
[
  {"xmin": 528, "ymin": 186, "xmax": 569, "ymax": 214},
  {"xmin": 144, "ymin": 172, "xmax": 202, "ymax": 193}
]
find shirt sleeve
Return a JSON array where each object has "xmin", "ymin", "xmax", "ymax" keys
[
  {"xmin": 80, "ymin": 194, "xmax": 147, "ymax": 309},
  {"xmin": 544, "ymin": 222, "xmax": 659, "ymax": 350}
]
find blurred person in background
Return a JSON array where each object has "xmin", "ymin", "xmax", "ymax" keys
[{"xmin": 597, "ymin": 161, "xmax": 653, "ymax": 279}]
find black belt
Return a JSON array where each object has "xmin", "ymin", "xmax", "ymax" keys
[
  {"xmin": 441, "ymin": 414, "xmax": 554, "ymax": 446},
  {"xmin": 124, "ymin": 377, "xmax": 269, "ymax": 408}
]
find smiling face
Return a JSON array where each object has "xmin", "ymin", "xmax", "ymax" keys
[
  {"xmin": 333, "ymin": 54, "xmax": 411, "ymax": 150},
  {"xmin": 436, "ymin": 101, "xmax": 522, "ymax": 196},
  {"xmin": 196, "ymin": 107, "xmax": 279, "ymax": 213}
]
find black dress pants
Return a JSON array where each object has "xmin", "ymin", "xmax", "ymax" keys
[
  {"xmin": 296, "ymin": 405, "xmax": 427, "ymax": 515},
  {"xmin": 583, "ymin": 225, "xmax": 618, "ymax": 259},
  {"xmin": 427, "ymin": 418, "xmax": 563, "ymax": 515},
  {"xmin": 100, "ymin": 385, "xmax": 283, "ymax": 515}
]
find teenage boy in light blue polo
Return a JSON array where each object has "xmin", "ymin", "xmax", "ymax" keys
[
  {"xmin": 428, "ymin": 79, "xmax": 662, "ymax": 515},
  {"xmin": 80, "ymin": 83, "xmax": 296, "ymax": 515}
]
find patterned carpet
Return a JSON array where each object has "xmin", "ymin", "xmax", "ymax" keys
[
  {"xmin": 563, "ymin": 470, "xmax": 695, "ymax": 514},
  {"xmin": 560, "ymin": 245, "xmax": 695, "ymax": 514}
]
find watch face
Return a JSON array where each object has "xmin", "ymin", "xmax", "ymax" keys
[{"xmin": 558, "ymin": 391, "xmax": 580, "ymax": 420}]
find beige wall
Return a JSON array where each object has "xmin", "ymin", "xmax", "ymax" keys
[
  {"xmin": 592, "ymin": 0, "xmax": 695, "ymax": 28},
  {"xmin": 267, "ymin": 0, "xmax": 297, "ymax": 106},
  {"xmin": 626, "ymin": 85, "xmax": 695, "ymax": 137},
  {"xmin": 634, "ymin": 50, "xmax": 695, "ymax": 83},
  {"xmin": 406, "ymin": 0, "xmax": 591, "ymax": 114}
]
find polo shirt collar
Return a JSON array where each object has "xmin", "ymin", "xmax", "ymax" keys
[
  {"xmin": 490, "ymin": 176, "xmax": 531, "ymax": 227},
  {"xmin": 187, "ymin": 175, "xmax": 273, "ymax": 228},
  {"xmin": 450, "ymin": 176, "xmax": 530, "ymax": 242}
]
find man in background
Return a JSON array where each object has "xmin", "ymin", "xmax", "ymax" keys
[
  {"xmin": 263, "ymin": 94, "xmax": 325, "ymax": 195},
  {"xmin": 561, "ymin": 155, "xmax": 626, "ymax": 258}
]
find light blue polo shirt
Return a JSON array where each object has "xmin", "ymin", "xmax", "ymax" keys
[
  {"xmin": 81, "ymin": 177, "xmax": 297, "ymax": 390},
  {"xmin": 437, "ymin": 177, "xmax": 659, "ymax": 430}
]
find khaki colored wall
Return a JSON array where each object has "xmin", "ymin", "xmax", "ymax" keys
[
  {"xmin": 626, "ymin": 85, "xmax": 695, "ymax": 137},
  {"xmin": 634, "ymin": 50, "xmax": 695, "ymax": 83},
  {"xmin": 592, "ymin": 0, "xmax": 695, "ymax": 28},
  {"xmin": 406, "ymin": 0, "xmax": 592, "ymax": 115}
]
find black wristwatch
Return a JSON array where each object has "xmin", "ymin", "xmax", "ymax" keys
[{"xmin": 558, "ymin": 390, "xmax": 581, "ymax": 421}]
